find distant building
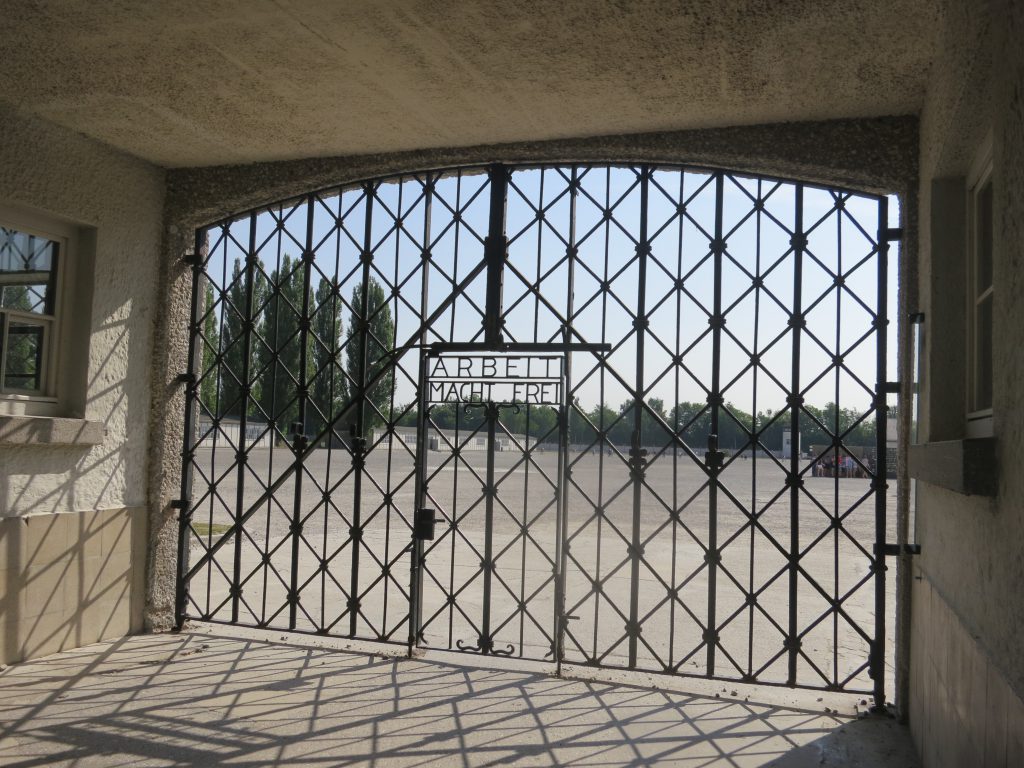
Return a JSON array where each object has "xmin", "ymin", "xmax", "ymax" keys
[
  {"xmin": 781, "ymin": 428, "xmax": 799, "ymax": 460},
  {"xmin": 371, "ymin": 425, "xmax": 535, "ymax": 452},
  {"xmin": 195, "ymin": 417, "xmax": 273, "ymax": 450}
]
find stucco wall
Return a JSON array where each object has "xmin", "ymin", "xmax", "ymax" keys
[
  {"xmin": 0, "ymin": 105, "xmax": 164, "ymax": 663},
  {"xmin": 911, "ymin": 0, "xmax": 1024, "ymax": 764}
]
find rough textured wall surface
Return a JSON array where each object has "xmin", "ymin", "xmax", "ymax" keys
[
  {"xmin": 146, "ymin": 116, "xmax": 920, "ymax": 635},
  {"xmin": 0, "ymin": 105, "xmax": 165, "ymax": 517},
  {"xmin": 914, "ymin": 0, "xmax": 1024, "ymax": 713},
  {"xmin": 165, "ymin": 117, "xmax": 917, "ymax": 228},
  {"xmin": 0, "ymin": 1, "xmax": 936, "ymax": 167},
  {"xmin": 143, "ymin": 225, "xmax": 193, "ymax": 631}
]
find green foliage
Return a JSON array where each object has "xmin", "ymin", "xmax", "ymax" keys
[
  {"xmin": 258, "ymin": 255, "xmax": 313, "ymax": 441},
  {"xmin": 191, "ymin": 259, "xmax": 406, "ymax": 442},
  {"xmin": 0, "ymin": 283, "xmax": 33, "ymax": 312},
  {"xmin": 499, "ymin": 404, "xmax": 558, "ymax": 442},
  {"xmin": 613, "ymin": 397, "xmax": 670, "ymax": 445},
  {"xmin": 199, "ymin": 280, "xmax": 220, "ymax": 413},
  {"xmin": 0, "ymin": 285, "xmax": 40, "ymax": 391},
  {"xmin": 345, "ymin": 278, "xmax": 395, "ymax": 435},
  {"xmin": 310, "ymin": 277, "xmax": 348, "ymax": 437},
  {"xmin": 219, "ymin": 259, "xmax": 269, "ymax": 418}
]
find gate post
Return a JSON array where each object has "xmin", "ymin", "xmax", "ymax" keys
[
  {"xmin": 483, "ymin": 164, "xmax": 508, "ymax": 346},
  {"xmin": 173, "ymin": 229, "xmax": 206, "ymax": 630},
  {"xmin": 871, "ymin": 200, "xmax": 891, "ymax": 711}
]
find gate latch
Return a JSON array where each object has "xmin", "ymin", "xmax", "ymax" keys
[
  {"xmin": 876, "ymin": 543, "xmax": 921, "ymax": 557},
  {"xmin": 705, "ymin": 434, "xmax": 724, "ymax": 470},
  {"xmin": 414, "ymin": 508, "xmax": 438, "ymax": 541}
]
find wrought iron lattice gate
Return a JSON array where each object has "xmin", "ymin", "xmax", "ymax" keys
[{"xmin": 177, "ymin": 163, "xmax": 898, "ymax": 705}]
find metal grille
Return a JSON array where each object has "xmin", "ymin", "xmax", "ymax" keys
[{"xmin": 177, "ymin": 163, "xmax": 896, "ymax": 706}]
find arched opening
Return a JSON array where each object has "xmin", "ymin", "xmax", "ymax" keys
[{"xmin": 177, "ymin": 163, "xmax": 899, "ymax": 706}]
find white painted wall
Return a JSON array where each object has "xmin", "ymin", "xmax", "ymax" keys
[
  {"xmin": 910, "ymin": 1, "xmax": 1024, "ymax": 763},
  {"xmin": 0, "ymin": 105, "xmax": 165, "ymax": 517}
]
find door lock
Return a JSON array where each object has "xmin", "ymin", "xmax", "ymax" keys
[{"xmin": 414, "ymin": 508, "xmax": 438, "ymax": 540}]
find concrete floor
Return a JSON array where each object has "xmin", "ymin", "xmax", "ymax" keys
[{"xmin": 0, "ymin": 628, "xmax": 920, "ymax": 767}]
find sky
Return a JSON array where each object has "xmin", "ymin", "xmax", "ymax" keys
[{"xmin": 201, "ymin": 165, "xmax": 899, "ymax": 420}]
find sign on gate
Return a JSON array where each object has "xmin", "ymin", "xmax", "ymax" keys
[{"xmin": 426, "ymin": 353, "xmax": 563, "ymax": 405}]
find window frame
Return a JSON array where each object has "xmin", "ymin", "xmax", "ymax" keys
[
  {"xmin": 966, "ymin": 136, "xmax": 994, "ymax": 438},
  {"xmin": 0, "ymin": 206, "xmax": 75, "ymax": 417}
]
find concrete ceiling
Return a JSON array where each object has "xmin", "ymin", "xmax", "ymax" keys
[{"xmin": 0, "ymin": 1, "xmax": 937, "ymax": 168}]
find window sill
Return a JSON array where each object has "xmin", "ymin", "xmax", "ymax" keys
[
  {"xmin": 908, "ymin": 438, "xmax": 997, "ymax": 496},
  {"xmin": 0, "ymin": 414, "xmax": 106, "ymax": 447}
]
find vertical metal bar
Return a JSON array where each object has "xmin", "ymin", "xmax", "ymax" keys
[
  {"xmin": 788, "ymin": 183, "xmax": 805, "ymax": 686},
  {"xmin": 706, "ymin": 171, "xmax": 725, "ymax": 677},
  {"xmin": 205, "ymin": 233, "xmax": 231, "ymax": 618},
  {"xmin": 477, "ymin": 164, "xmax": 507, "ymax": 650},
  {"xmin": 519, "ymin": 168, "xmax": 542, "ymax": 653},
  {"xmin": 288, "ymin": 196, "xmax": 315, "ymax": 630},
  {"xmin": 232, "ymin": 212, "xmax": 257, "ymax": 623},
  {"xmin": 872, "ymin": 199, "xmax": 890, "ymax": 710},
  {"xmin": 349, "ymin": 183, "xmax": 375, "ymax": 637},
  {"xmin": 261, "ymin": 211, "xmax": 286, "ymax": 625},
  {"xmin": 408, "ymin": 176, "xmax": 434, "ymax": 653},
  {"xmin": 174, "ymin": 229, "xmax": 206, "ymax": 629},
  {"xmin": 447, "ymin": 173, "xmax": 464, "ymax": 645},
  {"xmin": 322, "ymin": 192, "xmax": 345, "ymax": 632},
  {"xmin": 484, "ymin": 165, "xmax": 508, "ymax": 346},
  {"xmin": 669, "ymin": 169, "xmax": 683, "ymax": 671},
  {"xmin": 479, "ymin": 402, "xmax": 498, "ymax": 653},
  {"xmin": 409, "ymin": 348, "xmax": 430, "ymax": 654},
  {"xmin": 627, "ymin": 167, "xmax": 650, "ymax": 668},
  {"xmin": 833, "ymin": 194, "xmax": 843, "ymax": 686},
  {"xmin": 592, "ymin": 166, "xmax": 612, "ymax": 662},
  {"xmin": 554, "ymin": 167, "xmax": 578, "ymax": 674},
  {"xmin": 747, "ymin": 178, "xmax": 764, "ymax": 679}
]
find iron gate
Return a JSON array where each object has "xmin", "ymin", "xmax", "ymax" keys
[{"xmin": 177, "ymin": 163, "xmax": 897, "ymax": 705}]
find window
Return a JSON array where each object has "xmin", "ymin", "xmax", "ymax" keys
[
  {"xmin": 966, "ymin": 140, "xmax": 993, "ymax": 437},
  {"xmin": 0, "ymin": 208, "xmax": 75, "ymax": 415}
]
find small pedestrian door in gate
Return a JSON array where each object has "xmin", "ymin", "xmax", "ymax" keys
[{"xmin": 411, "ymin": 345, "xmax": 585, "ymax": 660}]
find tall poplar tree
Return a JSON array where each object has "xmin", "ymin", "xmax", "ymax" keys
[
  {"xmin": 219, "ymin": 258, "xmax": 268, "ymax": 419},
  {"xmin": 345, "ymin": 277, "xmax": 394, "ymax": 434},
  {"xmin": 259, "ymin": 255, "xmax": 313, "ymax": 441},
  {"xmin": 199, "ymin": 280, "xmax": 221, "ymax": 414},
  {"xmin": 309, "ymin": 276, "xmax": 347, "ymax": 437}
]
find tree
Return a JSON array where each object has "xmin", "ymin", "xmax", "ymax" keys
[
  {"xmin": 500, "ymin": 402, "xmax": 558, "ymax": 442},
  {"xmin": 0, "ymin": 284, "xmax": 42, "ymax": 390},
  {"xmin": 258, "ymin": 255, "xmax": 312, "ymax": 441},
  {"xmin": 572, "ymin": 402, "xmax": 620, "ymax": 447},
  {"xmin": 567, "ymin": 397, "xmax": 596, "ymax": 445},
  {"xmin": 345, "ymin": 277, "xmax": 395, "ymax": 434},
  {"xmin": 309, "ymin": 277, "xmax": 348, "ymax": 437},
  {"xmin": 219, "ymin": 259, "xmax": 268, "ymax": 419},
  {"xmin": 670, "ymin": 401, "xmax": 711, "ymax": 449},
  {"xmin": 199, "ymin": 280, "xmax": 220, "ymax": 414},
  {"xmin": 615, "ymin": 397, "xmax": 669, "ymax": 447}
]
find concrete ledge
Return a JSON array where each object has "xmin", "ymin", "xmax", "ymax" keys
[
  {"xmin": 0, "ymin": 415, "xmax": 106, "ymax": 446},
  {"xmin": 908, "ymin": 438, "xmax": 997, "ymax": 496}
]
